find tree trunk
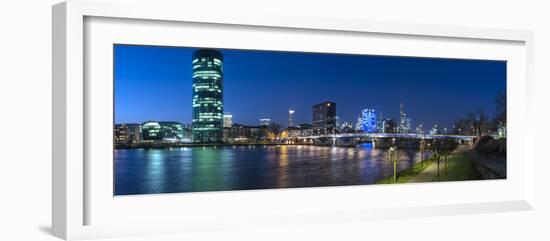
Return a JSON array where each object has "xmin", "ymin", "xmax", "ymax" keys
[
  {"xmin": 444, "ymin": 155, "xmax": 447, "ymax": 173},
  {"xmin": 393, "ymin": 160, "xmax": 397, "ymax": 183},
  {"xmin": 388, "ymin": 151, "xmax": 392, "ymax": 184},
  {"xmin": 437, "ymin": 157, "xmax": 440, "ymax": 182}
]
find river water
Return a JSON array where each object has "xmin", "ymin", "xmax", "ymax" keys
[{"xmin": 114, "ymin": 144, "xmax": 424, "ymax": 195}]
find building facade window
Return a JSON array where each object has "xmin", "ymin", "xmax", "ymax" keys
[{"xmin": 191, "ymin": 49, "xmax": 224, "ymax": 143}]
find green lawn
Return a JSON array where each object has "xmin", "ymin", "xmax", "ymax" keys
[
  {"xmin": 435, "ymin": 153, "xmax": 483, "ymax": 182},
  {"xmin": 375, "ymin": 158, "xmax": 434, "ymax": 184},
  {"xmin": 375, "ymin": 152, "xmax": 483, "ymax": 184}
]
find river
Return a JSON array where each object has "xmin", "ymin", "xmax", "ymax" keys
[{"xmin": 114, "ymin": 144, "xmax": 424, "ymax": 195}]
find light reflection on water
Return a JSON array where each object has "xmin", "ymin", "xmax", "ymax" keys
[{"xmin": 114, "ymin": 145, "xmax": 424, "ymax": 195}]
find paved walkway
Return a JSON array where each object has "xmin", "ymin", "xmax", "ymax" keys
[
  {"xmin": 409, "ymin": 146, "xmax": 473, "ymax": 183},
  {"xmin": 408, "ymin": 162, "xmax": 438, "ymax": 183}
]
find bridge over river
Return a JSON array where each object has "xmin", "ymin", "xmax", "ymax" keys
[{"xmin": 290, "ymin": 133, "xmax": 476, "ymax": 147}]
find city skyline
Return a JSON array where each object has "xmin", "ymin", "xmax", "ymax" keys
[{"xmin": 114, "ymin": 44, "xmax": 506, "ymax": 129}]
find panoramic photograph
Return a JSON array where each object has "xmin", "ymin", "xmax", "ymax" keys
[{"xmin": 113, "ymin": 44, "xmax": 507, "ymax": 196}]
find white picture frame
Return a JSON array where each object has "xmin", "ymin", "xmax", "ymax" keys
[{"xmin": 52, "ymin": 1, "xmax": 535, "ymax": 240}]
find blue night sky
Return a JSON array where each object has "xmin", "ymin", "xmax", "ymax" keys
[{"xmin": 114, "ymin": 44, "xmax": 506, "ymax": 130}]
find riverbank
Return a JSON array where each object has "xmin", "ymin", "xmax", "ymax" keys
[
  {"xmin": 375, "ymin": 150, "xmax": 484, "ymax": 184},
  {"xmin": 375, "ymin": 157, "xmax": 435, "ymax": 184}
]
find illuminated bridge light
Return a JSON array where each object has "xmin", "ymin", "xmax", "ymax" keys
[{"xmin": 191, "ymin": 49, "xmax": 224, "ymax": 143}]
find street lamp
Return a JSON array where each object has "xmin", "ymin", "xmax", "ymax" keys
[{"xmin": 389, "ymin": 146, "xmax": 399, "ymax": 183}]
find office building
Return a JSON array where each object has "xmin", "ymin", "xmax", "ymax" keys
[
  {"xmin": 288, "ymin": 109, "xmax": 295, "ymax": 127},
  {"xmin": 399, "ymin": 104, "xmax": 412, "ymax": 133},
  {"xmin": 312, "ymin": 101, "xmax": 336, "ymax": 134},
  {"xmin": 361, "ymin": 109, "xmax": 377, "ymax": 133},
  {"xmin": 191, "ymin": 49, "xmax": 224, "ymax": 143}
]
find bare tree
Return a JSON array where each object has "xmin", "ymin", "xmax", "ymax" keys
[
  {"xmin": 389, "ymin": 146, "xmax": 402, "ymax": 183},
  {"xmin": 428, "ymin": 139, "xmax": 444, "ymax": 181},
  {"xmin": 441, "ymin": 138, "xmax": 459, "ymax": 173},
  {"xmin": 386, "ymin": 138, "xmax": 402, "ymax": 183},
  {"xmin": 419, "ymin": 139, "xmax": 428, "ymax": 167}
]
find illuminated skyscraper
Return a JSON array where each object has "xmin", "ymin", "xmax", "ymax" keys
[
  {"xmin": 313, "ymin": 101, "xmax": 336, "ymax": 134},
  {"xmin": 192, "ymin": 49, "xmax": 224, "ymax": 143},
  {"xmin": 288, "ymin": 109, "xmax": 295, "ymax": 127},
  {"xmin": 399, "ymin": 104, "xmax": 412, "ymax": 133},
  {"xmin": 223, "ymin": 112, "xmax": 233, "ymax": 128},
  {"xmin": 361, "ymin": 109, "xmax": 377, "ymax": 133}
]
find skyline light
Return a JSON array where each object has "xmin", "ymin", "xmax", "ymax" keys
[{"xmin": 114, "ymin": 45, "xmax": 506, "ymax": 129}]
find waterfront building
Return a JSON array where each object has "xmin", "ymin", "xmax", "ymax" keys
[
  {"xmin": 250, "ymin": 125, "xmax": 269, "ymax": 141},
  {"xmin": 141, "ymin": 121, "xmax": 185, "ymax": 143},
  {"xmin": 286, "ymin": 126, "xmax": 300, "ymax": 138},
  {"xmin": 230, "ymin": 124, "xmax": 248, "ymax": 140},
  {"xmin": 228, "ymin": 124, "xmax": 269, "ymax": 142},
  {"xmin": 361, "ymin": 109, "xmax": 377, "ymax": 133},
  {"xmin": 260, "ymin": 118, "xmax": 272, "ymax": 126},
  {"xmin": 297, "ymin": 123, "xmax": 313, "ymax": 136},
  {"xmin": 223, "ymin": 127, "xmax": 232, "ymax": 141},
  {"xmin": 312, "ymin": 101, "xmax": 336, "ymax": 135},
  {"xmin": 288, "ymin": 109, "xmax": 295, "ymax": 127},
  {"xmin": 192, "ymin": 49, "xmax": 224, "ymax": 143},
  {"xmin": 114, "ymin": 123, "xmax": 141, "ymax": 144},
  {"xmin": 180, "ymin": 125, "xmax": 192, "ymax": 143},
  {"xmin": 223, "ymin": 112, "xmax": 233, "ymax": 128}
]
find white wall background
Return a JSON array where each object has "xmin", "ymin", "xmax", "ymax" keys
[{"xmin": 0, "ymin": 0, "xmax": 548, "ymax": 240}]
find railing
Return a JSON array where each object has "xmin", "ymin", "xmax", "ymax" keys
[{"xmin": 295, "ymin": 133, "xmax": 475, "ymax": 141}]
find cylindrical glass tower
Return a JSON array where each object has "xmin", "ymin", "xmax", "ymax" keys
[{"xmin": 191, "ymin": 49, "xmax": 224, "ymax": 143}]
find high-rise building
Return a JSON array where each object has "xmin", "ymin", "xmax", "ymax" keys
[
  {"xmin": 288, "ymin": 109, "xmax": 295, "ymax": 127},
  {"xmin": 399, "ymin": 104, "xmax": 412, "ymax": 133},
  {"xmin": 361, "ymin": 109, "xmax": 377, "ymax": 133},
  {"xmin": 312, "ymin": 101, "xmax": 336, "ymax": 134},
  {"xmin": 380, "ymin": 118, "xmax": 396, "ymax": 133},
  {"xmin": 191, "ymin": 49, "xmax": 224, "ymax": 143},
  {"xmin": 260, "ymin": 118, "xmax": 272, "ymax": 126},
  {"xmin": 355, "ymin": 114, "xmax": 362, "ymax": 131},
  {"xmin": 223, "ymin": 112, "xmax": 233, "ymax": 128}
]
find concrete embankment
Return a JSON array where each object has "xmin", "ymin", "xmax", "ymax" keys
[{"xmin": 465, "ymin": 150, "xmax": 506, "ymax": 179}]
